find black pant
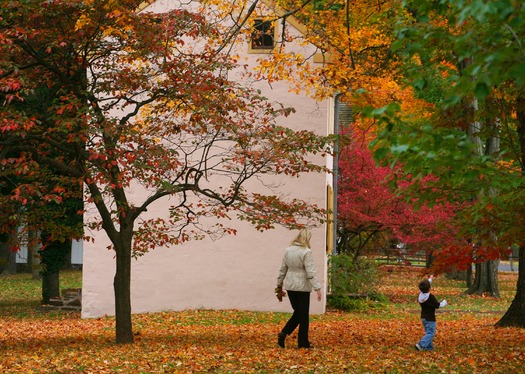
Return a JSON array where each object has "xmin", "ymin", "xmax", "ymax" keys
[{"xmin": 281, "ymin": 290, "xmax": 311, "ymax": 347}]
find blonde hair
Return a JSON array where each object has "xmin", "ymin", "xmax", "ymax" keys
[{"xmin": 290, "ymin": 228, "xmax": 312, "ymax": 248}]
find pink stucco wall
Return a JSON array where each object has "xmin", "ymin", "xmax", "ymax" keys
[{"xmin": 81, "ymin": 0, "xmax": 332, "ymax": 318}]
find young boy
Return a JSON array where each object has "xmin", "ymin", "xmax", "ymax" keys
[{"xmin": 415, "ymin": 276, "xmax": 447, "ymax": 351}]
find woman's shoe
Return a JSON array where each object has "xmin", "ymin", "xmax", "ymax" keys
[{"xmin": 277, "ymin": 332, "xmax": 286, "ymax": 348}]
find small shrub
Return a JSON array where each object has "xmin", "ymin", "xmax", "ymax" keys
[{"xmin": 327, "ymin": 254, "xmax": 387, "ymax": 311}]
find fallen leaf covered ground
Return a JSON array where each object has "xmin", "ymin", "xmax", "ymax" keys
[{"xmin": 1, "ymin": 267, "xmax": 524, "ymax": 373}]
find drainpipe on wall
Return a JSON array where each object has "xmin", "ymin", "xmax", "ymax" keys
[
  {"xmin": 332, "ymin": 93, "xmax": 341, "ymax": 256},
  {"xmin": 332, "ymin": 93, "xmax": 353, "ymax": 255}
]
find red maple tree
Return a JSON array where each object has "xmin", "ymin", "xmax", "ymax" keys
[{"xmin": 337, "ymin": 127, "xmax": 460, "ymax": 263}]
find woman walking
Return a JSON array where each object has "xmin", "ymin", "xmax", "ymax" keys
[{"xmin": 276, "ymin": 228, "xmax": 322, "ymax": 349}]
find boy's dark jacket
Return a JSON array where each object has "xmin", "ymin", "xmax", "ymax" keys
[{"xmin": 419, "ymin": 294, "xmax": 440, "ymax": 321}]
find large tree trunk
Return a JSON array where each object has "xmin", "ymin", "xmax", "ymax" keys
[
  {"xmin": 0, "ymin": 229, "xmax": 18, "ymax": 276},
  {"xmin": 445, "ymin": 262, "xmax": 472, "ymax": 287},
  {"xmin": 114, "ymin": 226, "xmax": 134, "ymax": 344},
  {"xmin": 466, "ymin": 265, "xmax": 473, "ymax": 288},
  {"xmin": 29, "ymin": 227, "xmax": 41, "ymax": 280},
  {"xmin": 1, "ymin": 250, "xmax": 17, "ymax": 276},
  {"xmin": 42, "ymin": 270, "xmax": 60, "ymax": 304},
  {"xmin": 0, "ymin": 242, "xmax": 8, "ymax": 274},
  {"xmin": 463, "ymin": 91, "xmax": 501, "ymax": 296},
  {"xmin": 497, "ymin": 95, "xmax": 525, "ymax": 327},
  {"xmin": 496, "ymin": 245, "xmax": 525, "ymax": 327},
  {"xmin": 465, "ymin": 260, "xmax": 500, "ymax": 297},
  {"xmin": 426, "ymin": 251, "xmax": 433, "ymax": 268},
  {"xmin": 39, "ymin": 236, "xmax": 70, "ymax": 304},
  {"xmin": 446, "ymin": 268, "xmax": 468, "ymax": 281}
]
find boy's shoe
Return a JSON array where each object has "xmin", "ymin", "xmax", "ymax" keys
[
  {"xmin": 415, "ymin": 343, "xmax": 422, "ymax": 351},
  {"xmin": 277, "ymin": 332, "xmax": 286, "ymax": 348}
]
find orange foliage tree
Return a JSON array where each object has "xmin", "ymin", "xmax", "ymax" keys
[
  {"xmin": 243, "ymin": 0, "xmax": 456, "ymax": 251},
  {"xmin": 366, "ymin": 0, "xmax": 525, "ymax": 325},
  {"xmin": 240, "ymin": 1, "xmax": 517, "ymax": 286}
]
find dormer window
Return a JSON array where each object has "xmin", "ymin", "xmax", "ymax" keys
[{"xmin": 250, "ymin": 19, "xmax": 275, "ymax": 51}]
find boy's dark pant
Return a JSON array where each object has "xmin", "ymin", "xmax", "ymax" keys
[{"xmin": 282, "ymin": 290, "xmax": 311, "ymax": 347}]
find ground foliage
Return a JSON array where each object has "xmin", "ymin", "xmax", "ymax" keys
[{"xmin": 1, "ymin": 268, "xmax": 524, "ymax": 373}]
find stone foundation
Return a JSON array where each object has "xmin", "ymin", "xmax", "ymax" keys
[{"xmin": 38, "ymin": 288, "xmax": 82, "ymax": 312}]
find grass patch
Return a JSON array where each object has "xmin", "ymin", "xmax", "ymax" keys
[{"xmin": 0, "ymin": 269, "xmax": 82, "ymax": 319}]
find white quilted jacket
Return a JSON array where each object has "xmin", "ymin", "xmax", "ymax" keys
[{"xmin": 277, "ymin": 245, "xmax": 321, "ymax": 292}]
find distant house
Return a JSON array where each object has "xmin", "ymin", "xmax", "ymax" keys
[
  {"xmin": 15, "ymin": 238, "xmax": 83, "ymax": 267},
  {"xmin": 81, "ymin": 0, "xmax": 338, "ymax": 318}
]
